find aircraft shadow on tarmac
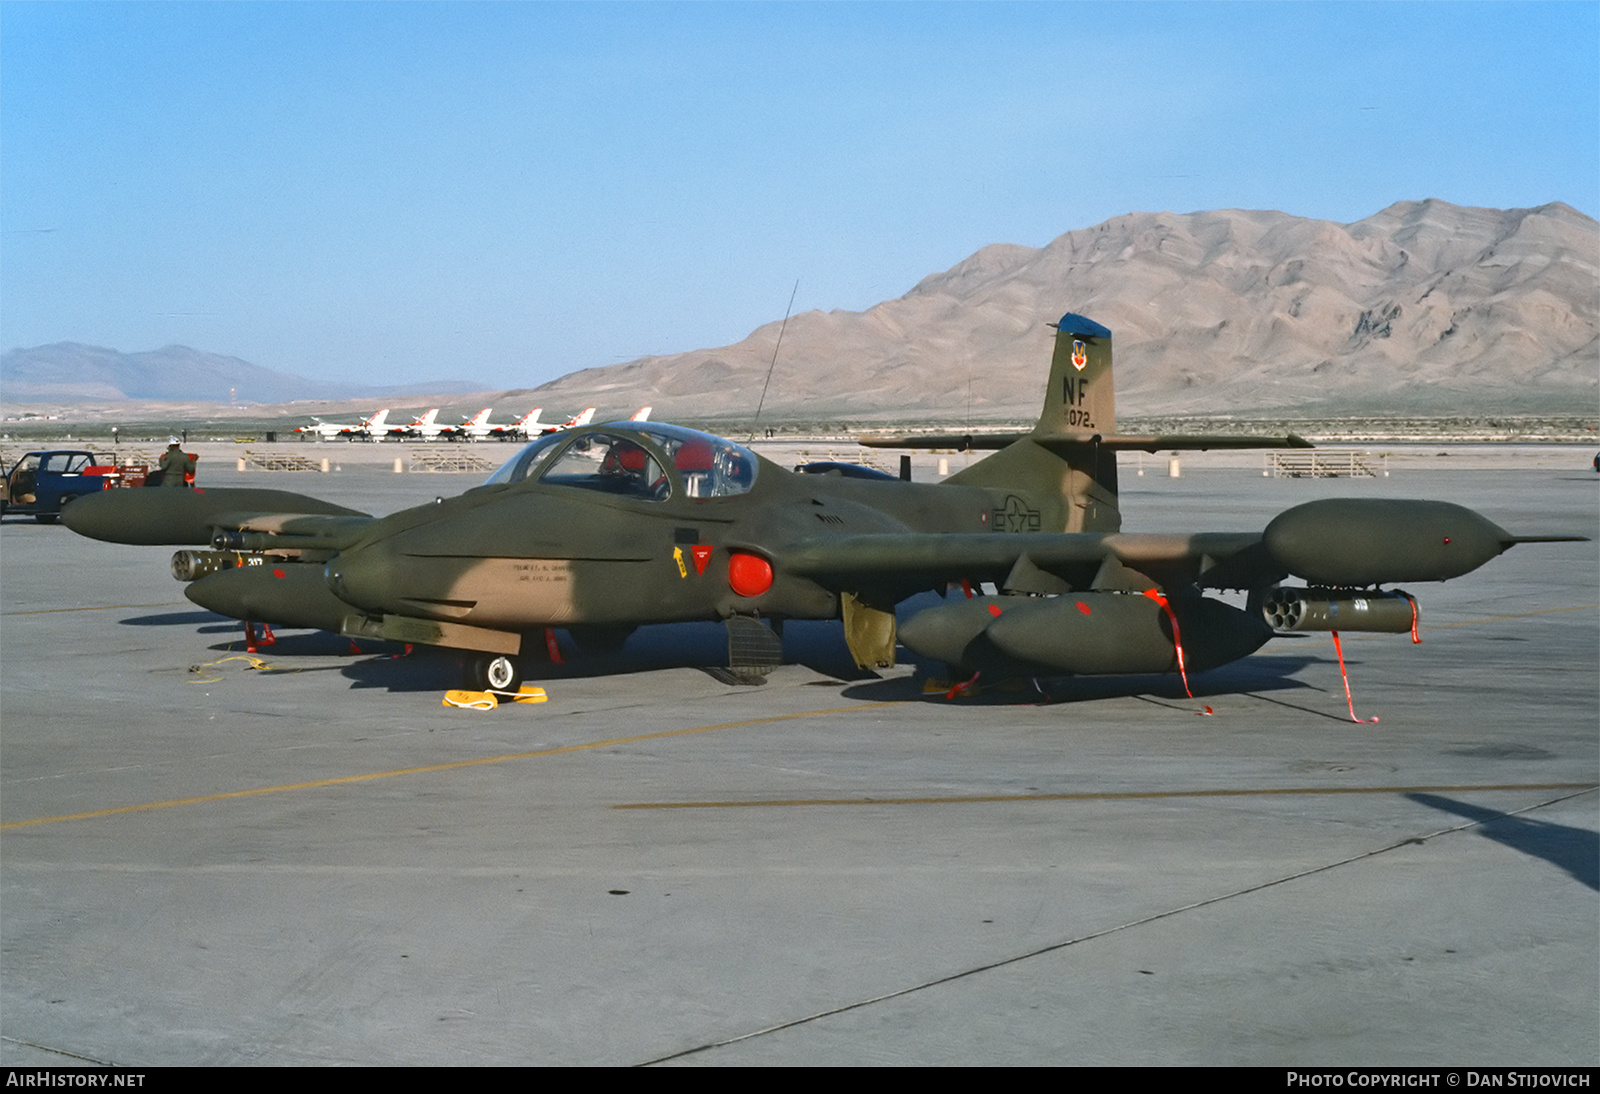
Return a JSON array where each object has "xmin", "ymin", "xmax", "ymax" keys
[
  {"xmin": 122, "ymin": 610, "xmax": 240, "ymax": 630},
  {"xmin": 117, "ymin": 612, "xmax": 861, "ymax": 691},
  {"xmin": 1406, "ymin": 792, "xmax": 1600, "ymax": 891},
  {"xmin": 160, "ymin": 610, "xmax": 1333, "ymax": 707},
  {"xmin": 335, "ymin": 618, "xmax": 881, "ymax": 692},
  {"xmin": 841, "ymin": 652, "xmax": 1325, "ymax": 707}
]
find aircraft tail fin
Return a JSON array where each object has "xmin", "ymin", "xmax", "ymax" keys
[
  {"xmin": 944, "ymin": 313, "xmax": 1122, "ymax": 532},
  {"xmin": 365, "ymin": 409, "xmax": 390, "ymax": 431},
  {"xmin": 630, "ymin": 406, "xmax": 653, "ymax": 422},
  {"xmin": 904, "ymin": 311, "xmax": 1309, "ymax": 531},
  {"xmin": 1032, "ymin": 313, "xmax": 1116, "ymax": 440},
  {"xmin": 571, "ymin": 408, "xmax": 596, "ymax": 427}
]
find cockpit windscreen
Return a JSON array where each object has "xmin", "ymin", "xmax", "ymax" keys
[{"xmin": 483, "ymin": 422, "xmax": 757, "ymax": 500}]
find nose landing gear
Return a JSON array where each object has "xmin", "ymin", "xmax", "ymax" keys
[{"xmin": 471, "ymin": 653, "xmax": 522, "ymax": 694}]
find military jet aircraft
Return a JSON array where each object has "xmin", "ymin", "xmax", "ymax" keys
[
  {"xmin": 63, "ymin": 311, "xmax": 1582, "ymax": 697},
  {"xmin": 386, "ymin": 408, "xmax": 446, "ymax": 441},
  {"xmin": 292, "ymin": 416, "xmax": 357, "ymax": 440},
  {"xmin": 439, "ymin": 407, "xmax": 495, "ymax": 442},
  {"xmin": 293, "ymin": 408, "xmax": 391, "ymax": 441},
  {"xmin": 537, "ymin": 407, "xmax": 596, "ymax": 435},
  {"xmin": 348, "ymin": 409, "xmax": 390, "ymax": 440},
  {"xmin": 485, "ymin": 408, "xmax": 543, "ymax": 441}
]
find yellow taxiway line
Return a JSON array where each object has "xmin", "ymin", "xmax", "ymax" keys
[
  {"xmin": 612, "ymin": 782, "xmax": 1599, "ymax": 810},
  {"xmin": 0, "ymin": 702, "xmax": 905, "ymax": 831}
]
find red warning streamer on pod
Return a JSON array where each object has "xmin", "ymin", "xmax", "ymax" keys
[
  {"xmin": 1141, "ymin": 589, "xmax": 1212, "ymax": 715},
  {"xmin": 1331, "ymin": 631, "xmax": 1378, "ymax": 724},
  {"xmin": 1140, "ymin": 589, "xmax": 1192, "ymax": 698}
]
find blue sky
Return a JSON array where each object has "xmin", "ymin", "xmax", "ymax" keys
[{"xmin": 3, "ymin": 1, "xmax": 1595, "ymax": 389}]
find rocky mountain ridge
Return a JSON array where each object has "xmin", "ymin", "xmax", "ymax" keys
[
  {"xmin": 6, "ymin": 200, "xmax": 1594, "ymax": 422},
  {"xmin": 529, "ymin": 199, "xmax": 1596, "ymax": 421}
]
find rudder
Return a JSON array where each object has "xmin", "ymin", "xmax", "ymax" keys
[
  {"xmin": 946, "ymin": 311, "xmax": 1121, "ymax": 532},
  {"xmin": 1033, "ymin": 312, "xmax": 1115, "ymax": 440}
]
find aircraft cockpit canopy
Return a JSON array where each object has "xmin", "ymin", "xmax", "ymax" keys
[{"xmin": 483, "ymin": 422, "xmax": 757, "ymax": 500}]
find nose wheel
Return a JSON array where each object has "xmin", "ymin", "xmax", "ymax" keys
[{"xmin": 470, "ymin": 654, "xmax": 523, "ymax": 694}]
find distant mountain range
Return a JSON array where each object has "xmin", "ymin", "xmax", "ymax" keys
[
  {"xmin": 5, "ymin": 200, "xmax": 1595, "ymax": 420},
  {"xmin": 0, "ymin": 343, "xmax": 484, "ymax": 405},
  {"xmin": 530, "ymin": 199, "xmax": 1597, "ymax": 420}
]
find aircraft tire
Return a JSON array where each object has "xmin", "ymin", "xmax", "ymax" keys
[{"xmin": 473, "ymin": 654, "xmax": 522, "ymax": 694}]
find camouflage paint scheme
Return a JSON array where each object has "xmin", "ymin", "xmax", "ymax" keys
[{"xmin": 63, "ymin": 313, "xmax": 1579, "ymax": 690}]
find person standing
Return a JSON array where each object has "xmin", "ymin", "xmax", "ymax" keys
[{"xmin": 157, "ymin": 438, "xmax": 195, "ymax": 487}]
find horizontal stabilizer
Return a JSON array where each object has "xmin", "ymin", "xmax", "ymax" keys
[
  {"xmin": 859, "ymin": 431, "xmax": 1313, "ymax": 452},
  {"xmin": 858, "ymin": 432, "xmax": 1027, "ymax": 451}
]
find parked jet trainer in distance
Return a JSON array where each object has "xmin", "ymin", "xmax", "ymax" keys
[
  {"xmin": 387, "ymin": 408, "xmax": 447, "ymax": 440},
  {"xmin": 539, "ymin": 407, "xmax": 595, "ymax": 435},
  {"xmin": 440, "ymin": 408, "xmax": 495, "ymax": 441},
  {"xmin": 64, "ymin": 311, "xmax": 1585, "ymax": 699},
  {"xmin": 486, "ymin": 408, "xmax": 542, "ymax": 440},
  {"xmin": 292, "ymin": 416, "xmax": 357, "ymax": 440},
  {"xmin": 292, "ymin": 408, "xmax": 390, "ymax": 441}
]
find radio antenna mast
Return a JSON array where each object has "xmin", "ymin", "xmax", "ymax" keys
[{"xmin": 749, "ymin": 280, "xmax": 799, "ymax": 442}]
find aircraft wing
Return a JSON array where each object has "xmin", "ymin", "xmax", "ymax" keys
[
  {"xmin": 778, "ymin": 530, "xmax": 1275, "ymax": 593},
  {"xmin": 858, "ymin": 432, "xmax": 1313, "ymax": 452},
  {"xmin": 62, "ymin": 487, "xmax": 372, "ymax": 547},
  {"xmin": 776, "ymin": 497, "xmax": 1558, "ymax": 595}
]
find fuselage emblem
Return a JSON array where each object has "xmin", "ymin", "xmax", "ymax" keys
[{"xmin": 993, "ymin": 495, "xmax": 1042, "ymax": 533}]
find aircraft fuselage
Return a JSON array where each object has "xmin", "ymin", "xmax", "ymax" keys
[{"xmin": 322, "ymin": 452, "xmax": 1004, "ymax": 638}]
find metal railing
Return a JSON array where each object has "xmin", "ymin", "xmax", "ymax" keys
[{"xmin": 1266, "ymin": 451, "xmax": 1386, "ymax": 478}]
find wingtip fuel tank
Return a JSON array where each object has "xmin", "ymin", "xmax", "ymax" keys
[
  {"xmin": 1263, "ymin": 499, "xmax": 1514, "ymax": 586},
  {"xmin": 62, "ymin": 487, "xmax": 367, "ymax": 546}
]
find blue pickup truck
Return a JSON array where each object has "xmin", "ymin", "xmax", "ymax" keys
[{"xmin": 0, "ymin": 450, "xmax": 127, "ymax": 523}]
